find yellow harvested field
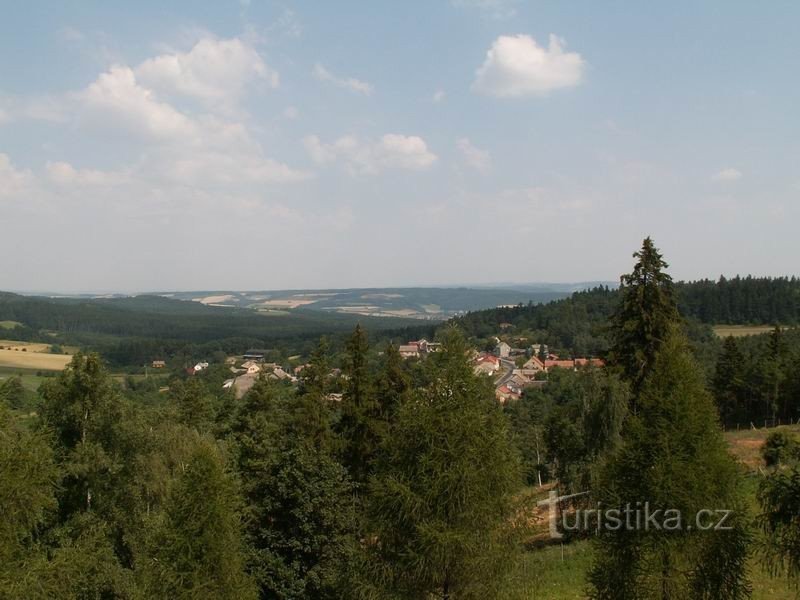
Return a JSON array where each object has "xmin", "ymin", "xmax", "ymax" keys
[
  {"xmin": 713, "ymin": 325, "xmax": 783, "ymax": 338},
  {"xmin": 0, "ymin": 340, "xmax": 73, "ymax": 371}
]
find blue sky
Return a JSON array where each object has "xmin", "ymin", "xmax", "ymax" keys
[{"xmin": 1, "ymin": 1, "xmax": 798, "ymax": 292}]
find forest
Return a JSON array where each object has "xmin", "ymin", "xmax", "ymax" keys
[{"xmin": 2, "ymin": 240, "xmax": 800, "ymax": 599}]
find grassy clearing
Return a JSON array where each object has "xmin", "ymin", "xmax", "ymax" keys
[
  {"xmin": 713, "ymin": 325, "xmax": 786, "ymax": 338},
  {"xmin": 0, "ymin": 320, "xmax": 23, "ymax": 329},
  {"xmin": 726, "ymin": 424, "xmax": 800, "ymax": 471}
]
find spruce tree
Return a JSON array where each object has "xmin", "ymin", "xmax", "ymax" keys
[
  {"xmin": 375, "ymin": 342, "xmax": 410, "ymax": 423},
  {"xmin": 608, "ymin": 237, "xmax": 680, "ymax": 402},
  {"xmin": 337, "ymin": 325, "xmax": 382, "ymax": 486},
  {"xmin": 367, "ymin": 328, "xmax": 522, "ymax": 599},
  {"xmin": 589, "ymin": 328, "xmax": 751, "ymax": 599},
  {"xmin": 712, "ymin": 336, "xmax": 747, "ymax": 425}
]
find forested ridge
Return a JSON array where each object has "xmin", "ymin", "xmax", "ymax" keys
[
  {"xmin": 0, "ymin": 292, "xmax": 431, "ymax": 367},
  {"xmin": 454, "ymin": 275, "xmax": 800, "ymax": 356}
]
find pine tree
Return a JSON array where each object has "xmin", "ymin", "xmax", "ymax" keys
[
  {"xmin": 337, "ymin": 325, "xmax": 382, "ymax": 486},
  {"xmin": 233, "ymin": 378, "xmax": 356, "ymax": 599},
  {"xmin": 293, "ymin": 338, "xmax": 334, "ymax": 451},
  {"xmin": 375, "ymin": 342, "xmax": 410, "ymax": 423},
  {"xmin": 589, "ymin": 329, "xmax": 751, "ymax": 599},
  {"xmin": 712, "ymin": 336, "xmax": 747, "ymax": 425},
  {"xmin": 367, "ymin": 328, "xmax": 522, "ymax": 599},
  {"xmin": 608, "ymin": 237, "xmax": 680, "ymax": 403}
]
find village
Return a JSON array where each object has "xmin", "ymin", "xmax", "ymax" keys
[
  {"xmin": 401, "ymin": 336, "xmax": 604, "ymax": 403},
  {"xmin": 151, "ymin": 331, "xmax": 605, "ymax": 405}
]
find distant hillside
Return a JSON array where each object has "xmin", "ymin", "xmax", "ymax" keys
[
  {"xmin": 0, "ymin": 292, "xmax": 427, "ymax": 366},
  {"xmin": 161, "ymin": 286, "xmax": 577, "ymax": 319}
]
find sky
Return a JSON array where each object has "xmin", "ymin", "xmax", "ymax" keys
[{"xmin": 1, "ymin": 1, "xmax": 799, "ymax": 293}]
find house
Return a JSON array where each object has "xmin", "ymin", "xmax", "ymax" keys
[
  {"xmin": 398, "ymin": 344, "xmax": 420, "ymax": 359},
  {"xmin": 496, "ymin": 384, "xmax": 521, "ymax": 403},
  {"xmin": 473, "ymin": 354, "xmax": 501, "ymax": 376},
  {"xmin": 151, "ymin": 360, "xmax": 166, "ymax": 369},
  {"xmin": 242, "ymin": 349, "xmax": 268, "ymax": 361},
  {"xmin": 193, "ymin": 361, "xmax": 209, "ymax": 373},
  {"xmin": 222, "ymin": 378, "xmax": 234, "ymax": 389},
  {"xmin": 241, "ymin": 360, "xmax": 261, "ymax": 375},
  {"xmin": 499, "ymin": 322, "xmax": 514, "ymax": 330},
  {"xmin": 495, "ymin": 341, "xmax": 511, "ymax": 358},
  {"xmin": 523, "ymin": 356, "xmax": 545, "ymax": 371}
]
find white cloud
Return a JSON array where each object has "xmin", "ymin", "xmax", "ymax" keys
[
  {"xmin": 432, "ymin": 89, "xmax": 446, "ymax": 103},
  {"xmin": 472, "ymin": 34, "xmax": 585, "ymax": 97},
  {"xmin": 79, "ymin": 65, "xmax": 197, "ymax": 140},
  {"xmin": 711, "ymin": 167, "xmax": 742, "ymax": 182},
  {"xmin": 303, "ymin": 133, "xmax": 437, "ymax": 175},
  {"xmin": 46, "ymin": 161, "xmax": 131, "ymax": 186},
  {"xmin": 0, "ymin": 154, "xmax": 32, "ymax": 196},
  {"xmin": 70, "ymin": 63, "xmax": 309, "ymax": 187},
  {"xmin": 456, "ymin": 138, "xmax": 491, "ymax": 173},
  {"xmin": 0, "ymin": 107, "xmax": 8, "ymax": 125},
  {"xmin": 135, "ymin": 37, "xmax": 277, "ymax": 109},
  {"xmin": 283, "ymin": 106, "xmax": 299, "ymax": 120},
  {"xmin": 312, "ymin": 63, "xmax": 373, "ymax": 96}
]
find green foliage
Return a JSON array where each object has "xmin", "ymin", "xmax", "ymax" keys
[
  {"xmin": 0, "ymin": 375, "xmax": 30, "ymax": 410},
  {"xmin": 366, "ymin": 328, "xmax": 523, "ymax": 599},
  {"xmin": 762, "ymin": 430, "xmax": 800, "ymax": 468},
  {"xmin": 713, "ymin": 336, "xmax": 748, "ymax": 424},
  {"xmin": 589, "ymin": 330, "xmax": 751, "ymax": 599},
  {"xmin": 608, "ymin": 237, "xmax": 680, "ymax": 398},
  {"xmin": 233, "ymin": 378, "xmax": 357, "ymax": 599},
  {"xmin": 337, "ymin": 325, "xmax": 383, "ymax": 487},
  {"xmin": 136, "ymin": 437, "xmax": 256, "ymax": 600},
  {"xmin": 758, "ymin": 465, "xmax": 800, "ymax": 587},
  {"xmin": 38, "ymin": 353, "xmax": 125, "ymax": 518}
]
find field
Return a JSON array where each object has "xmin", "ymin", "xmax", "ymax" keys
[
  {"xmin": 713, "ymin": 324, "xmax": 785, "ymax": 337},
  {"xmin": 0, "ymin": 320, "xmax": 23, "ymax": 329},
  {"xmin": 0, "ymin": 340, "xmax": 73, "ymax": 371}
]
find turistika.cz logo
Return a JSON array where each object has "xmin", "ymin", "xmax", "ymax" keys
[{"xmin": 537, "ymin": 491, "xmax": 734, "ymax": 540}]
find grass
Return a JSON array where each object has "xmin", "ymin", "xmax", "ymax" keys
[
  {"xmin": 0, "ymin": 320, "xmax": 23, "ymax": 329},
  {"xmin": 0, "ymin": 366, "xmax": 52, "ymax": 391},
  {"xmin": 713, "ymin": 325, "xmax": 788, "ymax": 338}
]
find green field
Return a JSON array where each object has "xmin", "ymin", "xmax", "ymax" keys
[{"xmin": 0, "ymin": 320, "xmax": 23, "ymax": 329}]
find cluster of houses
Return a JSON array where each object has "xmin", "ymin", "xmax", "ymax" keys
[
  {"xmin": 223, "ymin": 351, "xmax": 298, "ymax": 398},
  {"xmin": 398, "ymin": 339, "xmax": 442, "ymax": 359},
  {"xmin": 472, "ymin": 339, "xmax": 605, "ymax": 403}
]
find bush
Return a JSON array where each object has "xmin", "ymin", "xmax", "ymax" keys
[{"xmin": 763, "ymin": 430, "xmax": 800, "ymax": 467}]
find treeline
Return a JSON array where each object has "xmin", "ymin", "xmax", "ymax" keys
[
  {"xmin": 712, "ymin": 326, "xmax": 800, "ymax": 426},
  {"xmin": 676, "ymin": 275, "xmax": 800, "ymax": 324},
  {"xmin": 454, "ymin": 275, "xmax": 800, "ymax": 358}
]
